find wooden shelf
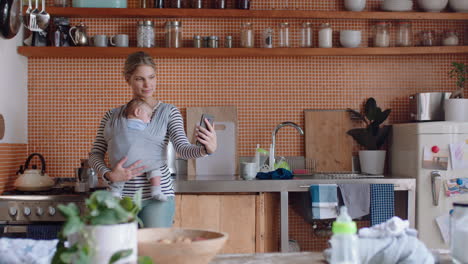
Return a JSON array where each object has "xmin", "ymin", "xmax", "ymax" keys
[
  {"xmin": 17, "ymin": 46, "xmax": 468, "ymax": 58},
  {"xmin": 44, "ymin": 7, "xmax": 468, "ymax": 20}
]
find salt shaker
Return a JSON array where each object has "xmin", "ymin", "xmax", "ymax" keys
[
  {"xmin": 318, "ymin": 23, "xmax": 332, "ymax": 48},
  {"xmin": 137, "ymin": 20, "xmax": 155, "ymax": 48}
]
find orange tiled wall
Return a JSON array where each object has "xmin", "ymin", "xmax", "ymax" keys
[
  {"xmin": 0, "ymin": 144, "xmax": 27, "ymax": 193},
  {"xmin": 25, "ymin": 0, "xmax": 468, "ymax": 179}
]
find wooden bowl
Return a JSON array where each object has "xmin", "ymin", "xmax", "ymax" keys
[{"xmin": 138, "ymin": 228, "xmax": 228, "ymax": 264}]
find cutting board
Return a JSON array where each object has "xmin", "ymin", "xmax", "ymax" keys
[
  {"xmin": 186, "ymin": 106, "xmax": 238, "ymax": 179},
  {"xmin": 304, "ymin": 109, "xmax": 353, "ymax": 172}
]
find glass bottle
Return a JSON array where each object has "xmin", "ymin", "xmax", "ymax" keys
[
  {"xmin": 240, "ymin": 22, "xmax": 254, "ymax": 48},
  {"xmin": 373, "ymin": 22, "xmax": 391, "ymax": 47},
  {"xmin": 140, "ymin": 0, "xmax": 148, "ymax": 8},
  {"xmin": 215, "ymin": 0, "xmax": 226, "ymax": 8},
  {"xmin": 279, "ymin": 22, "xmax": 290, "ymax": 48},
  {"xmin": 165, "ymin": 21, "xmax": 183, "ymax": 48},
  {"xmin": 300, "ymin": 22, "xmax": 313, "ymax": 48},
  {"xmin": 137, "ymin": 20, "xmax": 155, "ymax": 48},
  {"xmin": 171, "ymin": 0, "xmax": 185, "ymax": 8},
  {"xmin": 154, "ymin": 0, "xmax": 164, "ymax": 8},
  {"xmin": 192, "ymin": 0, "xmax": 203, "ymax": 8},
  {"xmin": 396, "ymin": 21, "xmax": 413, "ymax": 47},
  {"xmin": 237, "ymin": 0, "xmax": 250, "ymax": 9},
  {"xmin": 451, "ymin": 202, "xmax": 468, "ymax": 264},
  {"xmin": 263, "ymin": 28, "xmax": 273, "ymax": 48},
  {"xmin": 318, "ymin": 23, "xmax": 332, "ymax": 48},
  {"xmin": 442, "ymin": 30, "xmax": 459, "ymax": 46},
  {"xmin": 420, "ymin": 30, "xmax": 434, "ymax": 46}
]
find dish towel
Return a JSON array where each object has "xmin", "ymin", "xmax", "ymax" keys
[
  {"xmin": 309, "ymin": 184, "xmax": 338, "ymax": 219},
  {"xmin": 338, "ymin": 184, "xmax": 370, "ymax": 219},
  {"xmin": 370, "ymin": 184, "xmax": 394, "ymax": 226}
]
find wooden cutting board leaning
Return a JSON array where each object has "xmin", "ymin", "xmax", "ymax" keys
[
  {"xmin": 186, "ymin": 106, "xmax": 238, "ymax": 179},
  {"xmin": 304, "ymin": 109, "xmax": 353, "ymax": 172}
]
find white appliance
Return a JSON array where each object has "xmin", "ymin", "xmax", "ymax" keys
[{"xmin": 391, "ymin": 122, "xmax": 468, "ymax": 249}]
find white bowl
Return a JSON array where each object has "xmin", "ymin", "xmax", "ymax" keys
[
  {"xmin": 340, "ymin": 30, "xmax": 361, "ymax": 48},
  {"xmin": 449, "ymin": 0, "xmax": 468, "ymax": 12},
  {"xmin": 382, "ymin": 0, "xmax": 413, "ymax": 11},
  {"xmin": 344, "ymin": 0, "xmax": 366, "ymax": 11},
  {"xmin": 417, "ymin": 0, "xmax": 448, "ymax": 12}
]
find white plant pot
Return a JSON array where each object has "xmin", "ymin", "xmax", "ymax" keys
[
  {"xmin": 444, "ymin": 99, "xmax": 468, "ymax": 121},
  {"xmin": 359, "ymin": 150, "xmax": 386, "ymax": 175},
  {"xmin": 69, "ymin": 222, "xmax": 138, "ymax": 264}
]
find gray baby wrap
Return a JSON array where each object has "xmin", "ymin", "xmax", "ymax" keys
[{"xmin": 104, "ymin": 103, "xmax": 172, "ymax": 175}]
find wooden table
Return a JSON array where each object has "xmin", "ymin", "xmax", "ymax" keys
[{"xmin": 211, "ymin": 252, "xmax": 326, "ymax": 264}]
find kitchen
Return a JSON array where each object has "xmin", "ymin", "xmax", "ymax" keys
[{"xmin": 0, "ymin": 0, "xmax": 468, "ymax": 262}]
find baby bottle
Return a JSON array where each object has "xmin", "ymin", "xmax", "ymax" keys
[{"xmin": 329, "ymin": 206, "xmax": 359, "ymax": 264}]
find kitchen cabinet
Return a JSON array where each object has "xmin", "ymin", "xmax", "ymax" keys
[{"xmin": 173, "ymin": 193, "xmax": 280, "ymax": 254}]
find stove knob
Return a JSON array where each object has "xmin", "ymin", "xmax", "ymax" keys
[
  {"xmin": 23, "ymin": 207, "xmax": 31, "ymax": 216},
  {"xmin": 36, "ymin": 207, "xmax": 44, "ymax": 216},
  {"xmin": 8, "ymin": 207, "xmax": 17, "ymax": 216},
  {"xmin": 48, "ymin": 206, "xmax": 56, "ymax": 216}
]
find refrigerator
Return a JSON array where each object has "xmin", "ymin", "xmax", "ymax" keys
[{"xmin": 391, "ymin": 122, "xmax": 468, "ymax": 249}]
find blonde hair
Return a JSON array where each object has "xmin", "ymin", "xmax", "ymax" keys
[
  {"xmin": 123, "ymin": 51, "xmax": 156, "ymax": 81},
  {"xmin": 124, "ymin": 98, "xmax": 151, "ymax": 118}
]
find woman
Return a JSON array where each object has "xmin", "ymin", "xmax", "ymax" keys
[{"xmin": 89, "ymin": 51, "xmax": 217, "ymax": 227}]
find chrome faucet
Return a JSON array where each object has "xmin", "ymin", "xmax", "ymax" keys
[{"xmin": 270, "ymin": 121, "xmax": 304, "ymax": 170}]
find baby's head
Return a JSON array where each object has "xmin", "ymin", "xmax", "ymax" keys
[{"xmin": 124, "ymin": 98, "xmax": 153, "ymax": 123}]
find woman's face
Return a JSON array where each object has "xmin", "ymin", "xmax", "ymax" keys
[{"xmin": 127, "ymin": 65, "xmax": 156, "ymax": 99}]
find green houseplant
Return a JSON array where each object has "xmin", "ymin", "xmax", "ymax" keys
[
  {"xmin": 347, "ymin": 97, "xmax": 391, "ymax": 175},
  {"xmin": 445, "ymin": 62, "xmax": 468, "ymax": 121},
  {"xmin": 52, "ymin": 189, "xmax": 153, "ymax": 264}
]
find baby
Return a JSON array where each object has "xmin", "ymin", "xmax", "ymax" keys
[{"xmin": 108, "ymin": 98, "xmax": 167, "ymax": 201}]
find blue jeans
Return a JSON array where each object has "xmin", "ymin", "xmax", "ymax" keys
[{"xmin": 138, "ymin": 196, "xmax": 175, "ymax": 228}]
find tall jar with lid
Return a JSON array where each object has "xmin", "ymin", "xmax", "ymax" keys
[
  {"xmin": 373, "ymin": 22, "xmax": 391, "ymax": 47},
  {"xmin": 240, "ymin": 22, "xmax": 254, "ymax": 48},
  {"xmin": 137, "ymin": 20, "xmax": 155, "ymax": 48},
  {"xmin": 300, "ymin": 22, "xmax": 313, "ymax": 48},
  {"xmin": 165, "ymin": 21, "xmax": 183, "ymax": 48},
  {"xmin": 279, "ymin": 22, "xmax": 290, "ymax": 48},
  {"xmin": 396, "ymin": 21, "xmax": 412, "ymax": 47},
  {"xmin": 318, "ymin": 23, "xmax": 332, "ymax": 48}
]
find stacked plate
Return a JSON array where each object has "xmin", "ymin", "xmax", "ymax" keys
[{"xmin": 381, "ymin": 0, "xmax": 413, "ymax": 11}]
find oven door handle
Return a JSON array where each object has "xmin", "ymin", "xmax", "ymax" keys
[{"xmin": 3, "ymin": 226, "xmax": 27, "ymax": 234}]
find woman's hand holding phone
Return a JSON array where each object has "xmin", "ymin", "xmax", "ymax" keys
[{"xmin": 196, "ymin": 115, "xmax": 217, "ymax": 155}]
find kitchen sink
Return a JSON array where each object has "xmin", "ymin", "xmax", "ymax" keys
[{"xmin": 293, "ymin": 173, "xmax": 384, "ymax": 179}]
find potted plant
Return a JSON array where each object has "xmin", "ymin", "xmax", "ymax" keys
[
  {"xmin": 445, "ymin": 62, "xmax": 468, "ymax": 121},
  {"xmin": 52, "ymin": 189, "xmax": 153, "ymax": 264},
  {"xmin": 347, "ymin": 97, "xmax": 391, "ymax": 175}
]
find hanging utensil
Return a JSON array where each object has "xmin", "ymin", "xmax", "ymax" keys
[
  {"xmin": 0, "ymin": 0, "xmax": 21, "ymax": 39},
  {"xmin": 36, "ymin": 0, "xmax": 49, "ymax": 30}
]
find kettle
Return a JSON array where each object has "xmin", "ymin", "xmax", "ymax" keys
[
  {"xmin": 69, "ymin": 22, "xmax": 89, "ymax": 46},
  {"xmin": 14, "ymin": 153, "xmax": 55, "ymax": 191}
]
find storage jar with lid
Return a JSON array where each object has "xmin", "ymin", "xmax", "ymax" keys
[
  {"xmin": 396, "ymin": 21, "xmax": 413, "ymax": 47},
  {"xmin": 193, "ymin": 35, "xmax": 202, "ymax": 48},
  {"xmin": 137, "ymin": 20, "xmax": 155, "ymax": 48},
  {"xmin": 442, "ymin": 30, "xmax": 459, "ymax": 46},
  {"xmin": 300, "ymin": 22, "xmax": 313, "ymax": 48},
  {"xmin": 240, "ymin": 22, "xmax": 254, "ymax": 48},
  {"xmin": 372, "ymin": 22, "xmax": 391, "ymax": 47},
  {"xmin": 420, "ymin": 30, "xmax": 435, "ymax": 46},
  {"xmin": 318, "ymin": 23, "xmax": 332, "ymax": 48},
  {"xmin": 165, "ymin": 21, "xmax": 183, "ymax": 48},
  {"xmin": 279, "ymin": 22, "xmax": 290, "ymax": 48},
  {"xmin": 263, "ymin": 28, "xmax": 273, "ymax": 48},
  {"xmin": 225, "ymin": 36, "xmax": 233, "ymax": 48}
]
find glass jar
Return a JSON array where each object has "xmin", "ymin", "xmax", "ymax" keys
[
  {"xmin": 225, "ymin": 36, "xmax": 233, "ymax": 48},
  {"xmin": 137, "ymin": 20, "xmax": 155, "ymax": 48},
  {"xmin": 140, "ymin": 0, "xmax": 148, "ymax": 8},
  {"xmin": 240, "ymin": 22, "xmax": 254, "ymax": 48},
  {"xmin": 318, "ymin": 23, "xmax": 332, "ymax": 48},
  {"xmin": 279, "ymin": 22, "xmax": 290, "ymax": 48},
  {"xmin": 154, "ymin": 0, "xmax": 164, "ymax": 8},
  {"xmin": 237, "ymin": 0, "xmax": 250, "ymax": 9},
  {"xmin": 192, "ymin": 0, "xmax": 203, "ymax": 8},
  {"xmin": 373, "ymin": 22, "xmax": 391, "ymax": 47},
  {"xmin": 263, "ymin": 28, "xmax": 273, "ymax": 48},
  {"xmin": 396, "ymin": 21, "xmax": 413, "ymax": 47},
  {"xmin": 300, "ymin": 22, "xmax": 313, "ymax": 48},
  {"xmin": 442, "ymin": 30, "xmax": 459, "ymax": 46},
  {"xmin": 165, "ymin": 21, "xmax": 183, "ymax": 48},
  {"xmin": 420, "ymin": 30, "xmax": 435, "ymax": 46},
  {"xmin": 171, "ymin": 0, "xmax": 185, "ymax": 8},
  {"xmin": 215, "ymin": 0, "xmax": 226, "ymax": 8},
  {"xmin": 208, "ymin": 36, "xmax": 219, "ymax": 48},
  {"xmin": 193, "ymin": 35, "xmax": 202, "ymax": 48},
  {"xmin": 54, "ymin": 0, "xmax": 71, "ymax": 7},
  {"xmin": 451, "ymin": 203, "xmax": 468, "ymax": 263}
]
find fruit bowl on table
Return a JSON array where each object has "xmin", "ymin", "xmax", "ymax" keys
[{"xmin": 138, "ymin": 228, "xmax": 228, "ymax": 264}]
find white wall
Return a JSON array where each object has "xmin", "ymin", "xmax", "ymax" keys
[{"xmin": 0, "ymin": 29, "xmax": 28, "ymax": 143}]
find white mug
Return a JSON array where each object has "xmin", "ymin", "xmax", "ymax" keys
[
  {"xmin": 344, "ymin": 0, "xmax": 366, "ymax": 11},
  {"xmin": 93, "ymin": 35, "xmax": 108, "ymax": 47},
  {"xmin": 240, "ymin": 162, "xmax": 257, "ymax": 180},
  {"xmin": 110, "ymin": 34, "xmax": 129, "ymax": 47}
]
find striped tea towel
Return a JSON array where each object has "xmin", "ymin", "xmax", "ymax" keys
[
  {"xmin": 309, "ymin": 184, "xmax": 338, "ymax": 219},
  {"xmin": 370, "ymin": 184, "xmax": 395, "ymax": 226}
]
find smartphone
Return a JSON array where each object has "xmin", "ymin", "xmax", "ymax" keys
[{"xmin": 196, "ymin": 114, "xmax": 215, "ymax": 147}]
